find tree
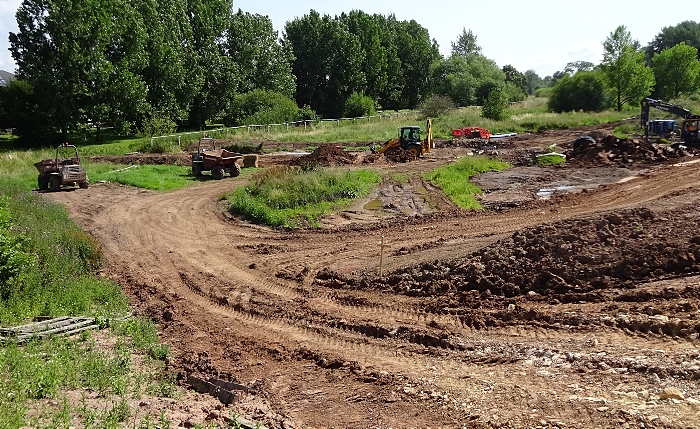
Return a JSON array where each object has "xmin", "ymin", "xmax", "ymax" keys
[
  {"xmin": 502, "ymin": 65, "xmax": 527, "ymax": 97},
  {"xmin": 564, "ymin": 61, "xmax": 595, "ymax": 75},
  {"xmin": 601, "ymin": 25, "xmax": 655, "ymax": 111},
  {"xmin": 9, "ymin": 0, "xmax": 149, "ymax": 141},
  {"xmin": 547, "ymin": 71, "xmax": 609, "ymax": 113},
  {"xmin": 228, "ymin": 9, "xmax": 295, "ymax": 98},
  {"xmin": 224, "ymin": 89, "xmax": 304, "ymax": 126},
  {"xmin": 524, "ymin": 70, "xmax": 544, "ymax": 95},
  {"xmin": 646, "ymin": 21, "xmax": 700, "ymax": 62},
  {"xmin": 285, "ymin": 10, "xmax": 365, "ymax": 118},
  {"xmin": 431, "ymin": 54, "xmax": 505, "ymax": 107},
  {"xmin": 343, "ymin": 92, "xmax": 376, "ymax": 117},
  {"xmin": 340, "ymin": 11, "xmax": 388, "ymax": 103},
  {"xmin": 451, "ymin": 28, "xmax": 481, "ymax": 59},
  {"xmin": 185, "ymin": 0, "xmax": 237, "ymax": 129},
  {"xmin": 652, "ymin": 42, "xmax": 700, "ymax": 100},
  {"xmin": 135, "ymin": 0, "xmax": 198, "ymax": 126}
]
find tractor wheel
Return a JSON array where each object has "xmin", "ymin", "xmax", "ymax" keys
[
  {"xmin": 211, "ymin": 165, "xmax": 225, "ymax": 180},
  {"xmin": 79, "ymin": 180, "xmax": 89, "ymax": 189},
  {"xmin": 406, "ymin": 144, "xmax": 422, "ymax": 159},
  {"xmin": 49, "ymin": 176, "xmax": 61, "ymax": 192},
  {"xmin": 229, "ymin": 163, "xmax": 241, "ymax": 178},
  {"xmin": 192, "ymin": 162, "xmax": 202, "ymax": 176}
]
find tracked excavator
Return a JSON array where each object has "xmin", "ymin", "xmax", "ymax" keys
[
  {"xmin": 641, "ymin": 98, "xmax": 700, "ymax": 144},
  {"xmin": 370, "ymin": 119, "xmax": 433, "ymax": 158}
]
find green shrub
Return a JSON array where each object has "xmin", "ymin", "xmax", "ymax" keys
[
  {"xmin": 419, "ymin": 95, "xmax": 456, "ymax": 118},
  {"xmin": 548, "ymin": 71, "xmax": 609, "ymax": 113},
  {"xmin": 343, "ymin": 92, "xmax": 376, "ymax": 118},
  {"xmin": 482, "ymin": 88, "xmax": 509, "ymax": 121},
  {"xmin": 225, "ymin": 90, "xmax": 310, "ymax": 126},
  {"xmin": 534, "ymin": 87, "xmax": 552, "ymax": 98}
]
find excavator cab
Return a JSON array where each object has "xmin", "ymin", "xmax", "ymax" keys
[
  {"xmin": 682, "ymin": 118, "xmax": 700, "ymax": 144},
  {"xmin": 400, "ymin": 126, "xmax": 421, "ymax": 144}
]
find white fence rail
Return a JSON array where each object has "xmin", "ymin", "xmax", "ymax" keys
[{"xmin": 149, "ymin": 112, "xmax": 413, "ymax": 147}]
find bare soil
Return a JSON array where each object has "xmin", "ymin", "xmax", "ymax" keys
[{"xmin": 48, "ymin": 122, "xmax": 700, "ymax": 428}]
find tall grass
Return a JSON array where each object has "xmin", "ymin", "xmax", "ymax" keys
[
  {"xmin": 423, "ymin": 156, "xmax": 510, "ymax": 209},
  {"xmin": 0, "ymin": 187, "xmax": 129, "ymax": 323},
  {"xmin": 228, "ymin": 166, "xmax": 381, "ymax": 227}
]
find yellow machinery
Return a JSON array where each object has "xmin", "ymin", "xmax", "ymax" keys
[{"xmin": 370, "ymin": 119, "xmax": 433, "ymax": 158}]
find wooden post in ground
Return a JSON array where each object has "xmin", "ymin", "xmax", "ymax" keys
[{"xmin": 380, "ymin": 235, "xmax": 386, "ymax": 277}]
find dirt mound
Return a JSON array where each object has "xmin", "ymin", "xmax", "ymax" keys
[
  {"xmin": 316, "ymin": 205, "xmax": 700, "ymax": 305},
  {"xmin": 291, "ymin": 144, "xmax": 358, "ymax": 167},
  {"xmin": 566, "ymin": 135, "xmax": 693, "ymax": 167},
  {"xmin": 384, "ymin": 147, "xmax": 414, "ymax": 163},
  {"xmin": 88, "ymin": 153, "xmax": 192, "ymax": 166}
]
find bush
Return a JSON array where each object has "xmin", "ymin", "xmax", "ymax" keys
[
  {"xmin": 225, "ymin": 90, "xmax": 309, "ymax": 126},
  {"xmin": 343, "ymin": 92, "xmax": 376, "ymax": 118},
  {"xmin": 419, "ymin": 95, "xmax": 456, "ymax": 118},
  {"xmin": 548, "ymin": 71, "xmax": 609, "ymax": 113},
  {"xmin": 534, "ymin": 87, "xmax": 553, "ymax": 98},
  {"xmin": 482, "ymin": 88, "xmax": 509, "ymax": 121}
]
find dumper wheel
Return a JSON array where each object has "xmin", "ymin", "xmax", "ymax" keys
[
  {"xmin": 79, "ymin": 181, "xmax": 89, "ymax": 189},
  {"xmin": 406, "ymin": 144, "xmax": 422, "ymax": 159},
  {"xmin": 38, "ymin": 175, "xmax": 49, "ymax": 190},
  {"xmin": 230, "ymin": 163, "xmax": 241, "ymax": 178},
  {"xmin": 49, "ymin": 176, "xmax": 61, "ymax": 192},
  {"xmin": 211, "ymin": 165, "xmax": 224, "ymax": 180},
  {"xmin": 573, "ymin": 136, "xmax": 596, "ymax": 151}
]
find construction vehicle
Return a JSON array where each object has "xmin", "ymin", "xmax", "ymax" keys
[
  {"xmin": 370, "ymin": 119, "xmax": 433, "ymax": 158},
  {"xmin": 191, "ymin": 137, "xmax": 243, "ymax": 179},
  {"xmin": 34, "ymin": 142, "xmax": 89, "ymax": 191},
  {"xmin": 641, "ymin": 98, "xmax": 700, "ymax": 143}
]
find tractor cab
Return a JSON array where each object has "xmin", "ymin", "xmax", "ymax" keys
[
  {"xmin": 400, "ymin": 126, "xmax": 421, "ymax": 144},
  {"xmin": 682, "ymin": 118, "xmax": 700, "ymax": 144}
]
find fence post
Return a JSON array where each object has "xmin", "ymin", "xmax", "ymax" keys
[{"xmin": 178, "ymin": 136, "xmax": 181, "ymax": 148}]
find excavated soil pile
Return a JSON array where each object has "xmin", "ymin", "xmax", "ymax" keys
[
  {"xmin": 566, "ymin": 136, "xmax": 692, "ymax": 167},
  {"xmin": 316, "ymin": 205, "xmax": 700, "ymax": 310},
  {"xmin": 291, "ymin": 144, "xmax": 357, "ymax": 167},
  {"xmin": 384, "ymin": 147, "xmax": 414, "ymax": 163},
  {"xmin": 88, "ymin": 153, "xmax": 192, "ymax": 166}
]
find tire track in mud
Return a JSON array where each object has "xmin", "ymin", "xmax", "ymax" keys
[{"xmin": 46, "ymin": 160, "xmax": 700, "ymax": 428}]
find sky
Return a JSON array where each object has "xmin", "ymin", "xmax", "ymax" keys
[{"xmin": 0, "ymin": 0, "xmax": 687, "ymax": 78}]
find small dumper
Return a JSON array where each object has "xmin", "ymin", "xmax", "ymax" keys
[
  {"xmin": 34, "ymin": 143, "xmax": 89, "ymax": 191},
  {"xmin": 191, "ymin": 137, "xmax": 243, "ymax": 180}
]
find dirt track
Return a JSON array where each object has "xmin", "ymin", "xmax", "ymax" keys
[{"xmin": 48, "ymin": 125, "xmax": 700, "ymax": 428}]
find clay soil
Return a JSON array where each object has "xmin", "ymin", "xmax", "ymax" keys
[{"xmin": 48, "ymin": 121, "xmax": 700, "ymax": 429}]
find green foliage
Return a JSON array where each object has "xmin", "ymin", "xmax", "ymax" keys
[
  {"xmin": 0, "ymin": 189, "xmax": 128, "ymax": 323},
  {"xmin": 482, "ymin": 88, "xmax": 509, "ymax": 121},
  {"xmin": 128, "ymin": 138, "xmax": 180, "ymax": 154},
  {"xmin": 225, "ymin": 90, "xmax": 309, "ymax": 126},
  {"xmin": 228, "ymin": 9, "xmax": 296, "ymax": 98},
  {"xmin": 652, "ymin": 43, "xmax": 700, "ymax": 100},
  {"xmin": 525, "ymin": 70, "xmax": 545, "ymax": 95},
  {"xmin": 503, "ymin": 65, "xmax": 528, "ymax": 97},
  {"xmin": 646, "ymin": 20, "xmax": 700, "ymax": 62},
  {"xmin": 228, "ymin": 166, "xmax": 381, "ymax": 227},
  {"xmin": 114, "ymin": 318, "xmax": 169, "ymax": 360},
  {"xmin": 419, "ymin": 95, "xmax": 457, "ymax": 118},
  {"xmin": 136, "ymin": 111, "xmax": 178, "ymax": 138},
  {"xmin": 601, "ymin": 25, "xmax": 655, "ymax": 111},
  {"xmin": 432, "ymin": 54, "xmax": 506, "ymax": 107},
  {"xmin": 548, "ymin": 71, "xmax": 609, "ymax": 112},
  {"xmin": 423, "ymin": 156, "xmax": 510, "ymax": 209},
  {"xmin": 536, "ymin": 154, "xmax": 567, "ymax": 166},
  {"xmin": 340, "ymin": 10, "xmax": 389, "ymax": 102},
  {"xmin": 451, "ymin": 28, "xmax": 481, "ymax": 58},
  {"xmin": 534, "ymin": 87, "xmax": 553, "ymax": 98},
  {"xmin": 343, "ymin": 92, "xmax": 377, "ymax": 118}
]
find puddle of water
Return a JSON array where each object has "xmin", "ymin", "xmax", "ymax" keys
[
  {"xmin": 537, "ymin": 185, "xmax": 576, "ymax": 198},
  {"xmin": 401, "ymin": 208, "xmax": 415, "ymax": 215},
  {"xmin": 363, "ymin": 199, "xmax": 383, "ymax": 210},
  {"xmin": 414, "ymin": 185, "xmax": 428, "ymax": 195}
]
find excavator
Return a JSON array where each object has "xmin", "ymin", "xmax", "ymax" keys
[
  {"xmin": 370, "ymin": 119, "xmax": 433, "ymax": 158},
  {"xmin": 641, "ymin": 98, "xmax": 700, "ymax": 144}
]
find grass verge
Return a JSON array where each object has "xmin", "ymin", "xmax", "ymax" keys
[
  {"xmin": 227, "ymin": 166, "xmax": 381, "ymax": 228},
  {"xmin": 423, "ymin": 156, "xmax": 510, "ymax": 209}
]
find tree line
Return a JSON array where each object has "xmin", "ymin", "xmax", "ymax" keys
[{"xmin": 0, "ymin": 0, "xmax": 699, "ymax": 145}]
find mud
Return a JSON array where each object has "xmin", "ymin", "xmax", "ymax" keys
[{"xmin": 46, "ymin": 122, "xmax": 700, "ymax": 429}]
